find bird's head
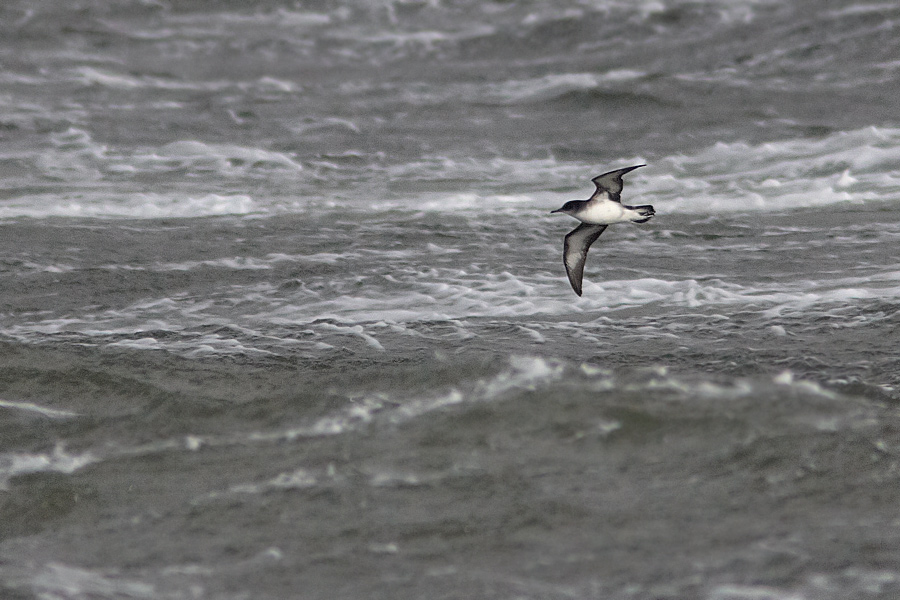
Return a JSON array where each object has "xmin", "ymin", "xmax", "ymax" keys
[{"xmin": 550, "ymin": 201, "xmax": 580, "ymax": 215}]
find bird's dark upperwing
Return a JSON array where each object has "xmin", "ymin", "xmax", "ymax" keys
[
  {"xmin": 563, "ymin": 223, "xmax": 608, "ymax": 296},
  {"xmin": 590, "ymin": 164, "xmax": 645, "ymax": 202}
]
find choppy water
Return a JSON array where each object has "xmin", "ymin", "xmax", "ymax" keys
[{"xmin": 2, "ymin": 1, "xmax": 900, "ymax": 599}]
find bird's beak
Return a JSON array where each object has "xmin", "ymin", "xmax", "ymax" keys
[{"xmin": 550, "ymin": 208, "xmax": 561, "ymax": 214}]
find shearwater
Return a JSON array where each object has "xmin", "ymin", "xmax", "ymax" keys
[{"xmin": 550, "ymin": 165, "xmax": 655, "ymax": 296}]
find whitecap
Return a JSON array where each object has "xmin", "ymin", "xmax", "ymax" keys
[
  {"xmin": 0, "ymin": 399, "xmax": 79, "ymax": 419},
  {"xmin": 315, "ymin": 322, "xmax": 385, "ymax": 351},
  {"xmin": 32, "ymin": 563, "xmax": 158, "ymax": 600},
  {"xmin": 0, "ymin": 192, "xmax": 258, "ymax": 219},
  {"xmin": 74, "ymin": 66, "xmax": 145, "ymax": 90},
  {"xmin": 0, "ymin": 444, "xmax": 96, "ymax": 490},
  {"xmin": 153, "ymin": 140, "xmax": 303, "ymax": 174},
  {"xmin": 652, "ymin": 126, "xmax": 900, "ymax": 214},
  {"xmin": 709, "ymin": 583, "xmax": 804, "ymax": 600},
  {"xmin": 486, "ymin": 72, "xmax": 605, "ymax": 104},
  {"xmin": 836, "ymin": 169, "xmax": 858, "ymax": 188},
  {"xmin": 220, "ymin": 468, "xmax": 318, "ymax": 498},
  {"xmin": 476, "ymin": 355, "xmax": 564, "ymax": 400}
]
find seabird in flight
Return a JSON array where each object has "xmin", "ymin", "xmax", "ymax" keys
[{"xmin": 551, "ymin": 165, "xmax": 654, "ymax": 296}]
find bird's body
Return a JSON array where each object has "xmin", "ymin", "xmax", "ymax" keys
[
  {"xmin": 551, "ymin": 165, "xmax": 654, "ymax": 296},
  {"xmin": 571, "ymin": 199, "xmax": 648, "ymax": 225}
]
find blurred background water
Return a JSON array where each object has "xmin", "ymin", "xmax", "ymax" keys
[{"xmin": 1, "ymin": 1, "xmax": 900, "ymax": 598}]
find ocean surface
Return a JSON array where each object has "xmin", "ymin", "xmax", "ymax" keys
[{"xmin": 2, "ymin": 1, "xmax": 900, "ymax": 598}]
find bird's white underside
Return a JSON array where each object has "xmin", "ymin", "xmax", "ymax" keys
[{"xmin": 575, "ymin": 198, "xmax": 643, "ymax": 225}]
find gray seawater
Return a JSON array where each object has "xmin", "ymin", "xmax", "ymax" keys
[{"xmin": 2, "ymin": 1, "xmax": 900, "ymax": 598}]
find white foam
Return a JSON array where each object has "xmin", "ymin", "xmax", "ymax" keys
[
  {"xmin": 152, "ymin": 140, "xmax": 303, "ymax": 175},
  {"xmin": 389, "ymin": 389, "xmax": 466, "ymax": 422},
  {"xmin": 223, "ymin": 468, "xmax": 318, "ymax": 497},
  {"xmin": 483, "ymin": 71, "xmax": 644, "ymax": 104},
  {"xmin": 476, "ymin": 355, "xmax": 564, "ymax": 399},
  {"xmin": 232, "ymin": 357, "xmax": 564, "ymax": 448},
  {"xmin": 103, "ymin": 251, "xmax": 351, "ymax": 273},
  {"xmin": 316, "ymin": 323, "xmax": 385, "ymax": 352},
  {"xmin": 0, "ymin": 399, "xmax": 79, "ymax": 419},
  {"xmin": 0, "ymin": 444, "xmax": 96, "ymax": 490},
  {"xmin": 380, "ymin": 68, "xmax": 648, "ymax": 109},
  {"xmin": 828, "ymin": 3, "xmax": 899, "ymax": 18},
  {"xmin": 0, "ymin": 192, "xmax": 258, "ymax": 219},
  {"xmin": 32, "ymin": 563, "xmax": 158, "ymax": 600},
  {"xmin": 320, "ymin": 126, "xmax": 898, "ymax": 217},
  {"xmin": 709, "ymin": 584, "xmax": 804, "ymax": 600},
  {"xmin": 277, "ymin": 269, "xmax": 565, "ymax": 323},
  {"xmin": 330, "ymin": 21, "xmax": 495, "ymax": 52},
  {"xmin": 74, "ymin": 66, "xmax": 298, "ymax": 95},
  {"xmin": 1, "ymin": 130, "xmax": 309, "ymax": 219},
  {"xmin": 74, "ymin": 66, "xmax": 145, "ymax": 90},
  {"xmin": 13, "ymin": 125, "xmax": 893, "ymax": 220},
  {"xmin": 651, "ymin": 126, "xmax": 900, "ymax": 214},
  {"xmin": 3, "ymin": 261, "xmax": 896, "ymax": 349}
]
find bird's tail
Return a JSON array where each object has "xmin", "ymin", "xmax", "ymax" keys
[{"xmin": 630, "ymin": 205, "xmax": 655, "ymax": 224}]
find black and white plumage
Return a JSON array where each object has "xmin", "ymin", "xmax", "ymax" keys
[{"xmin": 551, "ymin": 165, "xmax": 654, "ymax": 296}]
